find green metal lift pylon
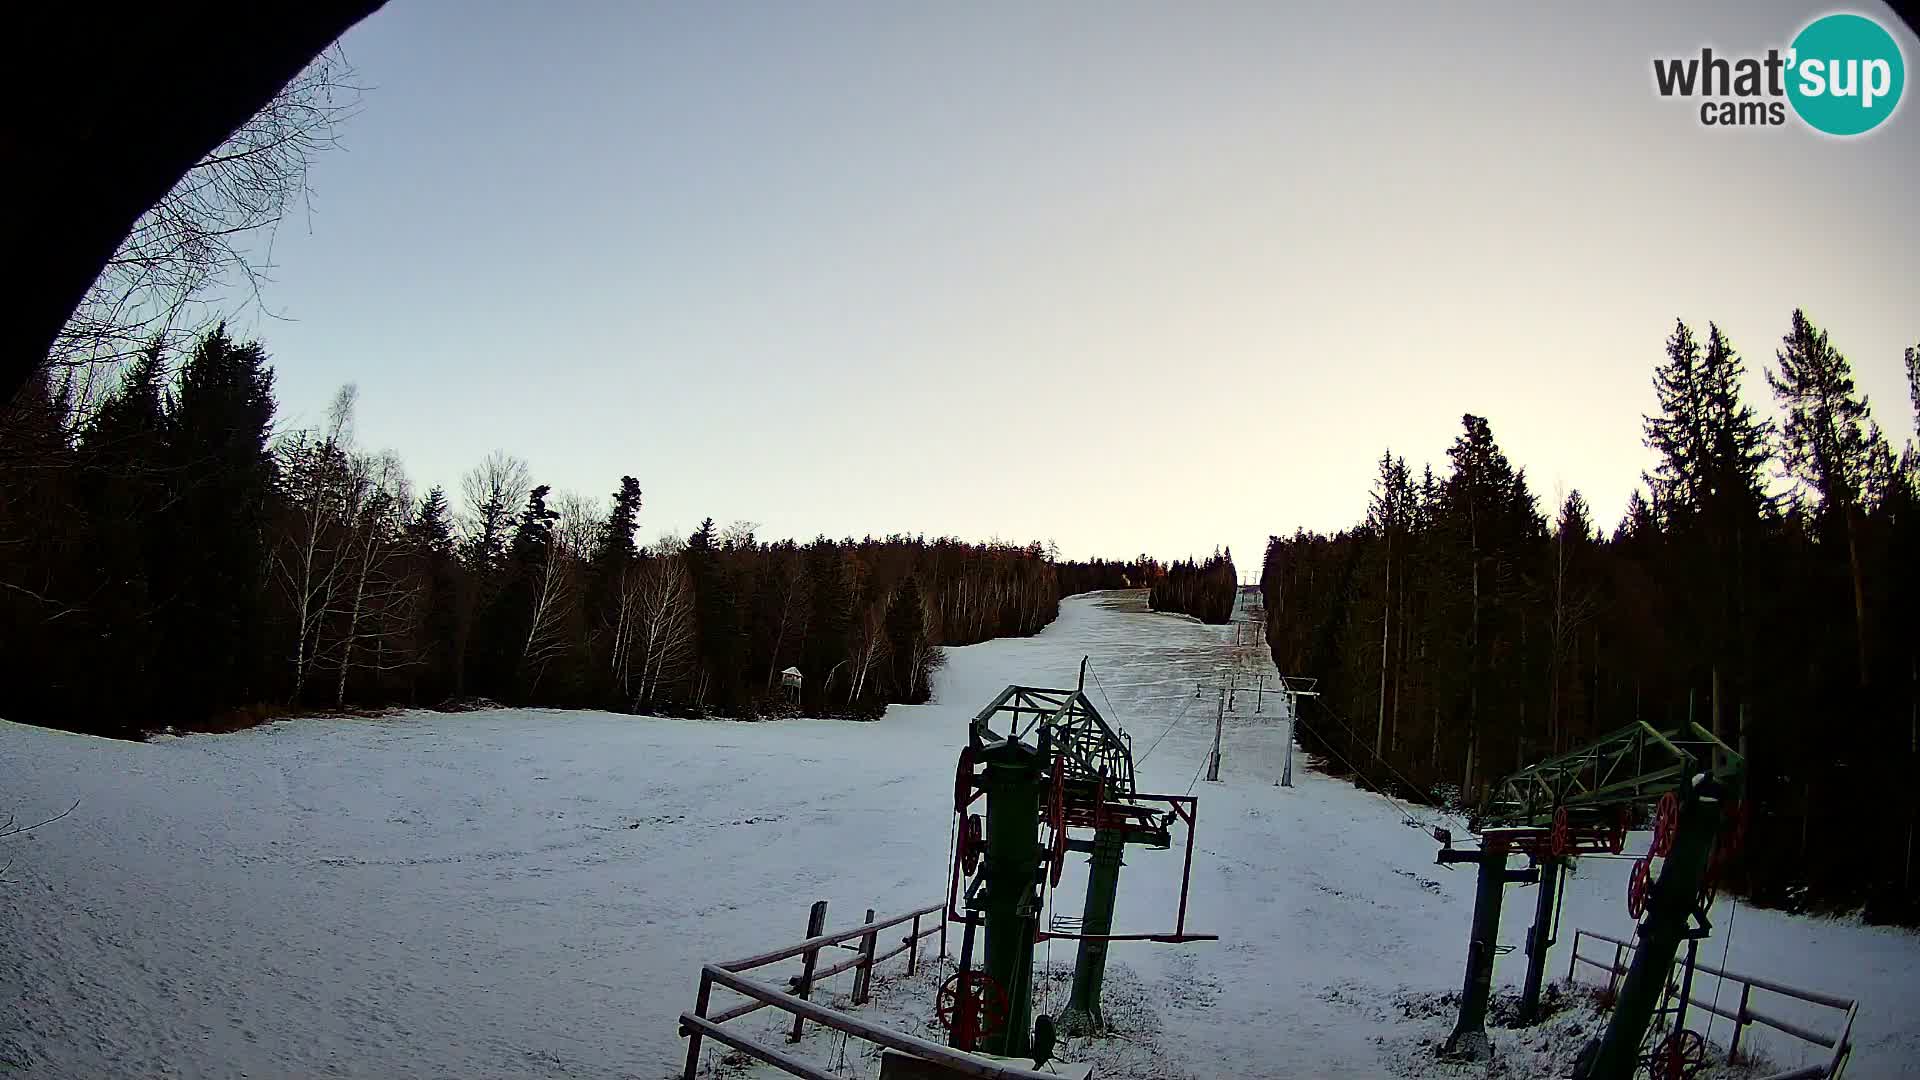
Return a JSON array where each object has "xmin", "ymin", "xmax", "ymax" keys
[
  {"xmin": 1438, "ymin": 832, "xmax": 1540, "ymax": 1059},
  {"xmin": 955, "ymin": 679, "xmax": 1203, "ymax": 1054},
  {"xmin": 1060, "ymin": 823, "xmax": 1125, "ymax": 1033},
  {"xmin": 1517, "ymin": 855, "xmax": 1562, "ymax": 1026},
  {"xmin": 970, "ymin": 732, "xmax": 1046, "ymax": 1058},
  {"xmin": 1434, "ymin": 720, "xmax": 1744, "ymax": 1066},
  {"xmin": 1575, "ymin": 782, "xmax": 1730, "ymax": 1080}
]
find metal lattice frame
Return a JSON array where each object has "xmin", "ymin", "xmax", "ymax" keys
[
  {"xmin": 1476, "ymin": 721, "xmax": 1744, "ymax": 832},
  {"xmin": 970, "ymin": 685, "xmax": 1135, "ymax": 798}
]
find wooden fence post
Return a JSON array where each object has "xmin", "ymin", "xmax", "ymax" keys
[
  {"xmin": 907, "ymin": 912, "xmax": 922, "ymax": 976},
  {"xmin": 853, "ymin": 908, "xmax": 879, "ymax": 1005},
  {"xmin": 682, "ymin": 969, "xmax": 713, "ymax": 1080},
  {"xmin": 1727, "ymin": 982, "xmax": 1753, "ymax": 1063},
  {"xmin": 788, "ymin": 900, "xmax": 829, "ymax": 1043}
]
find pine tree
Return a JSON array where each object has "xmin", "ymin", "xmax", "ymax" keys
[
  {"xmin": 802, "ymin": 537, "xmax": 852, "ymax": 709},
  {"xmin": 685, "ymin": 517, "xmax": 740, "ymax": 710},
  {"xmin": 1366, "ymin": 451, "xmax": 1413, "ymax": 757},
  {"xmin": 885, "ymin": 573, "xmax": 929, "ymax": 702},
  {"xmin": 151, "ymin": 326, "xmax": 279, "ymax": 718},
  {"xmin": 1644, "ymin": 319, "xmax": 1710, "ymax": 523},
  {"xmin": 76, "ymin": 348, "xmax": 170, "ymax": 717},
  {"xmin": 1770, "ymin": 310, "xmax": 1884, "ymax": 684},
  {"xmin": 403, "ymin": 486, "xmax": 461, "ymax": 701},
  {"xmin": 1643, "ymin": 320, "xmax": 1774, "ymax": 728},
  {"xmin": 595, "ymin": 476, "xmax": 642, "ymax": 567},
  {"xmin": 407, "ymin": 487, "xmax": 456, "ymax": 558},
  {"xmin": 1437, "ymin": 414, "xmax": 1542, "ymax": 793}
]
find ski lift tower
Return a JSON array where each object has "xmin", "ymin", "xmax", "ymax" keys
[
  {"xmin": 1430, "ymin": 721, "xmax": 1747, "ymax": 1078},
  {"xmin": 943, "ymin": 668, "xmax": 1215, "ymax": 1056}
]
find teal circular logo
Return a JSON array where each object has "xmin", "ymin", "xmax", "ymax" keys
[{"xmin": 1787, "ymin": 13, "xmax": 1905, "ymax": 136}]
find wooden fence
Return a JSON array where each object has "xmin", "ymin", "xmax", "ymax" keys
[
  {"xmin": 679, "ymin": 898, "xmax": 1057, "ymax": 1080},
  {"xmin": 1567, "ymin": 927, "xmax": 1857, "ymax": 1080}
]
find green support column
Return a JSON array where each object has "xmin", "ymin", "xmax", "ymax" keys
[
  {"xmin": 1060, "ymin": 824, "xmax": 1126, "ymax": 1034},
  {"xmin": 976, "ymin": 739, "xmax": 1043, "ymax": 1058},
  {"xmin": 1577, "ymin": 793, "xmax": 1725, "ymax": 1080},
  {"xmin": 1518, "ymin": 857, "xmax": 1561, "ymax": 1026},
  {"xmin": 1441, "ymin": 837, "xmax": 1509, "ymax": 1060}
]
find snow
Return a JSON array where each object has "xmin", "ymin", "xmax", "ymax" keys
[{"xmin": 1, "ymin": 590, "xmax": 1916, "ymax": 1078}]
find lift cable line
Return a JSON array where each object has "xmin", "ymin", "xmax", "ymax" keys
[
  {"xmin": 1287, "ymin": 704, "xmax": 1440, "ymax": 828},
  {"xmin": 1134, "ymin": 688, "xmax": 1205, "ymax": 768},
  {"xmin": 1086, "ymin": 663, "xmax": 1124, "ymax": 734},
  {"xmin": 1306, "ymin": 693, "xmax": 1464, "ymax": 827}
]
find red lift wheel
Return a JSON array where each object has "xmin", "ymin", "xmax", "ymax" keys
[
  {"xmin": 959, "ymin": 814, "xmax": 983, "ymax": 875},
  {"xmin": 1627, "ymin": 856, "xmax": 1652, "ymax": 920},
  {"xmin": 1049, "ymin": 809, "xmax": 1069, "ymax": 888},
  {"xmin": 1550, "ymin": 807, "xmax": 1571, "ymax": 857},
  {"xmin": 1646, "ymin": 1029, "xmax": 1707, "ymax": 1080},
  {"xmin": 936, "ymin": 970, "xmax": 1008, "ymax": 1048},
  {"xmin": 1611, "ymin": 805, "xmax": 1631, "ymax": 855},
  {"xmin": 1048, "ymin": 755, "xmax": 1066, "ymax": 838},
  {"xmin": 1651, "ymin": 792, "xmax": 1680, "ymax": 857},
  {"xmin": 954, "ymin": 746, "xmax": 977, "ymax": 814}
]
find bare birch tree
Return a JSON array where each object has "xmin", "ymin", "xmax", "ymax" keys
[
  {"xmin": 458, "ymin": 451, "xmax": 530, "ymax": 572},
  {"xmin": 324, "ymin": 450, "xmax": 420, "ymax": 706},
  {"xmin": 271, "ymin": 384, "xmax": 356, "ymax": 701},
  {"xmin": 632, "ymin": 555, "xmax": 697, "ymax": 709},
  {"xmin": 50, "ymin": 50, "xmax": 364, "ymax": 418},
  {"xmin": 847, "ymin": 596, "xmax": 891, "ymax": 702}
]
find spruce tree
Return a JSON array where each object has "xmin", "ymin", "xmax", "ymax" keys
[
  {"xmin": 595, "ymin": 476, "xmax": 642, "ymax": 566},
  {"xmin": 151, "ymin": 327, "xmax": 279, "ymax": 718},
  {"xmin": 407, "ymin": 487, "xmax": 456, "ymax": 558},
  {"xmin": 685, "ymin": 517, "xmax": 740, "ymax": 710},
  {"xmin": 405, "ymin": 486, "xmax": 461, "ymax": 700},
  {"xmin": 1643, "ymin": 319, "xmax": 1708, "ymax": 522},
  {"xmin": 885, "ymin": 574, "xmax": 928, "ymax": 702},
  {"xmin": 1769, "ymin": 310, "xmax": 1883, "ymax": 684},
  {"xmin": 1643, "ymin": 320, "xmax": 1774, "ymax": 721},
  {"xmin": 77, "ymin": 348, "xmax": 170, "ymax": 717},
  {"xmin": 802, "ymin": 538, "xmax": 852, "ymax": 710}
]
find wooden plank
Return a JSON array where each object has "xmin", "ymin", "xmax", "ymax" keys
[
  {"xmin": 1695, "ymin": 966, "xmax": 1854, "ymax": 1011},
  {"xmin": 1746, "ymin": 1007, "xmax": 1838, "ymax": 1049},
  {"xmin": 706, "ymin": 966, "xmax": 1059, "ymax": 1080},
  {"xmin": 789, "ymin": 900, "xmax": 829, "ymax": 1043},
  {"xmin": 682, "ymin": 971, "xmax": 713, "ymax": 1080},
  {"xmin": 907, "ymin": 913, "xmax": 922, "ymax": 976},
  {"xmin": 721, "ymin": 902, "xmax": 943, "ymax": 972},
  {"xmin": 679, "ymin": 1012, "xmax": 840, "ymax": 1080},
  {"xmin": 809, "ymin": 951, "xmax": 866, "ymax": 984},
  {"xmin": 703, "ymin": 996, "xmax": 776, "ymax": 1026},
  {"xmin": 853, "ymin": 908, "xmax": 879, "ymax": 1005},
  {"xmin": 1681, "ymin": 993, "xmax": 1743, "ymax": 1025}
]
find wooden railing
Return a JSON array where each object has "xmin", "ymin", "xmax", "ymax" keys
[
  {"xmin": 678, "ymin": 898, "xmax": 1055, "ymax": 1080},
  {"xmin": 1567, "ymin": 927, "xmax": 1857, "ymax": 1079}
]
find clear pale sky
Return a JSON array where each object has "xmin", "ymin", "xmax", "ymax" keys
[{"xmin": 246, "ymin": 1, "xmax": 1920, "ymax": 573}]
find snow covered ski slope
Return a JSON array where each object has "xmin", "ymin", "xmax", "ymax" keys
[{"xmin": 1, "ymin": 591, "xmax": 1915, "ymax": 1078}]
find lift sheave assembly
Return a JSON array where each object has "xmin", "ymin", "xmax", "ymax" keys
[
  {"xmin": 1434, "ymin": 720, "xmax": 1750, "ymax": 1080},
  {"xmin": 939, "ymin": 681, "xmax": 1215, "ymax": 1061}
]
